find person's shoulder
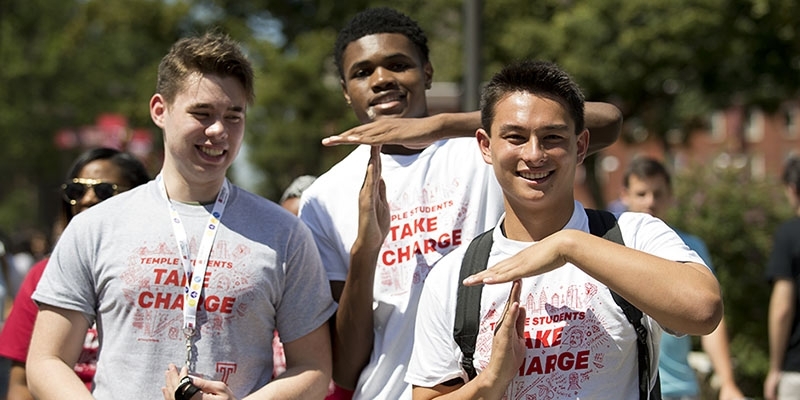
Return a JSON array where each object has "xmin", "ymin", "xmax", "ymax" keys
[
  {"xmin": 230, "ymin": 185, "xmax": 298, "ymax": 220},
  {"xmin": 775, "ymin": 216, "xmax": 800, "ymax": 234},
  {"xmin": 427, "ymin": 244, "xmax": 470, "ymax": 283},
  {"xmin": 615, "ymin": 211, "xmax": 674, "ymax": 239}
]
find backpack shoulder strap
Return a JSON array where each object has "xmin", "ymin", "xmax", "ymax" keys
[
  {"xmin": 454, "ymin": 228, "xmax": 494, "ymax": 381},
  {"xmin": 585, "ymin": 208, "xmax": 657, "ymax": 400}
]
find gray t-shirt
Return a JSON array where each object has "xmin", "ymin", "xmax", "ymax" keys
[{"xmin": 34, "ymin": 179, "xmax": 336, "ymax": 399}]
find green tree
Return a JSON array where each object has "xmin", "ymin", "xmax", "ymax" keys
[{"xmin": 668, "ymin": 164, "xmax": 791, "ymax": 397}]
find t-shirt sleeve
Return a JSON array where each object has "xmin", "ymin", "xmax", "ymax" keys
[
  {"xmin": 31, "ymin": 215, "xmax": 97, "ymax": 320},
  {"xmin": 406, "ymin": 256, "xmax": 465, "ymax": 387},
  {"xmin": 619, "ymin": 213, "xmax": 706, "ymax": 267},
  {"xmin": 274, "ymin": 221, "xmax": 337, "ymax": 344},
  {"xmin": 765, "ymin": 222, "xmax": 798, "ymax": 283}
]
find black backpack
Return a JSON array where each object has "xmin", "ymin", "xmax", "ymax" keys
[{"xmin": 453, "ymin": 208, "xmax": 661, "ymax": 400}]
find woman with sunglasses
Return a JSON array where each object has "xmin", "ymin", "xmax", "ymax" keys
[{"xmin": 0, "ymin": 147, "xmax": 149, "ymax": 400}]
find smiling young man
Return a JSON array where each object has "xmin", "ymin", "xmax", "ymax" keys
[
  {"xmin": 298, "ymin": 7, "xmax": 624, "ymax": 400},
  {"xmin": 406, "ymin": 60, "xmax": 723, "ymax": 399},
  {"xmin": 26, "ymin": 32, "xmax": 335, "ymax": 400}
]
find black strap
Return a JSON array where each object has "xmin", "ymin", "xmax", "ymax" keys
[
  {"xmin": 454, "ymin": 229, "xmax": 494, "ymax": 381},
  {"xmin": 586, "ymin": 209, "xmax": 656, "ymax": 400},
  {"xmin": 454, "ymin": 209, "xmax": 659, "ymax": 399}
]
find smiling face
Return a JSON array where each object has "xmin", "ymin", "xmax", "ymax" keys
[
  {"xmin": 150, "ymin": 72, "xmax": 246, "ymax": 201},
  {"xmin": 478, "ymin": 91, "xmax": 589, "ymax": 215},
  {"xmin": 340, "ymin": 33, "xmax": 432, "ymax": 124}
]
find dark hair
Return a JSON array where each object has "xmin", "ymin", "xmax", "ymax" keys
[
  {"xmin": 623, "ymin": 156, "xmax": 672, "ymax": 190},
  {"xmin": 157, "ymin": 31, "xmax": 255, "ymax": 105},
  {"xmin": 62, "ymin": 148, "xmax": 151, "ymax": 221},
  {"xmin": 334, "ymin": 7, "xmax": 430, "ymax": 80},
  {"xmin": 480, "ymin": 60, "xmax": 585, "ymax": 136},
  {"xmin": 783, "ymin": 155, "xmax": 800, "ymax": 194}
]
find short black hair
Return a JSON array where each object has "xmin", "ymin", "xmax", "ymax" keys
[
  {"xmin": 334, "ymin": 7, "xmax": 430, "ymax": 80},
  {"xmin": 480, "ymin": 60, "xmax": 585, "ymax": 136}
]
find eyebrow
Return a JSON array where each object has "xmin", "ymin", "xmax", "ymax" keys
[
  {"xmin": 497, "ymin": 123, "xmax": 569, "ymax": 134},
  {"xmin": 347, "ymin": 53, "xmax": 416, "ymax": 74},
  {"xmin": 189, "ymin": 103, "xmax": 245, "ymax": 113}
]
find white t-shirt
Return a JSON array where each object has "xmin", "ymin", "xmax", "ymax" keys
[
  {"xmin": 34, "ymin": 179, "xmax": 336, "ymax": 400},
  {"xmin": 407, "ymin": 203, "xmax": 706, "ymax": 399},
  {"xmin": 300, "ymin": 138, "xmax": 504, "ymax": 399}
]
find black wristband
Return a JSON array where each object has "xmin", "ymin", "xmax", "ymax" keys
[{"xmin": 175, "ymin": 376, "xmax": 202, "ymax": 400}]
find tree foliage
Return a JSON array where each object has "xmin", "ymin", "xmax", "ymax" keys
[{"xmin": 668, "ymin": 164, "xmax": 792, "ymax": 396}]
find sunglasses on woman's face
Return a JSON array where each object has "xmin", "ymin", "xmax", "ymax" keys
[{"xmin": 61, "ymin": 178, "xmax": 127, "ymax": 205}]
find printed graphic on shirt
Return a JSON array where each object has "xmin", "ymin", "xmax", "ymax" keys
[
  {"xmin": 377, "ymin": 180, "xmax": 474, "ymax": 297},
  {"xmin": 476, "ymin": 281, "xmax": 621, "ymax": 399},
  {"xmin": 118, "ymin": 238, "xmax": 260, "ymax": 381}
]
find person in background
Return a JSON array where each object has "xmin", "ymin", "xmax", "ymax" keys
[
  {"xmin": 620, "ymin": 156, "xmax": 745, "ymax": 400},
  {"xmin": 0, "ymin": 147, "xmax": 150, "ymax": 400},
  {"xmin": 406, "ymin": 59, "xmax": 722, "ymax": 400},
  {"xmin": 765, "ymin": 155, "xmax": 800, "ymax": 400},
  {"xmin": 280, "ymin": 175, "xmax": 317, "ymax": 216},
  {"xmin": 26, "ymin": 31, "xmax": 335, "ymax": 400},
  {"xmin": 300, "ymin": 7, "xmax": 624, "ymax": 399}
]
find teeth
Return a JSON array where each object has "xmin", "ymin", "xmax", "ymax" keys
[
  {"xmin": 200, "ymin": 147, "xmax": 224, "ymax": 157},
  {"xmin": 520, "ymin": 171, "xmax": 548, "ymax": 180}
]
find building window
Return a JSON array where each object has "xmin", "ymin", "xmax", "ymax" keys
[{"xmin": 744, "ymin": 108, "xmax": 764, "ymax": 143}]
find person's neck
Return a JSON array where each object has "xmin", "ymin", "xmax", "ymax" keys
[
  {"xmin": 161, "ymin": 170, "xmax": 225, "ymax": 205},
  {"xmin": 502, "ymin": 200, "xmax": 575, "ymax": 242}
]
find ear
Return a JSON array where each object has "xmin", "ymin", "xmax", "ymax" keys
[
  {"xmin": 477, "ymin": 128, "xmax": 493, "ymax": 165},
  {"xmin": 340, "ymin": 79, "xmax": 352, "ymax": 105},
  {"xmin": 423, "ymin": 62, "xmax": 433, "ymax": 90},
  {"xmin": 575, "ymin": 128, "xmax": 590, "ymax": 165},
  {"xmin": 150, "ymin": 94, "xmax": 167, "ymax": 129}
]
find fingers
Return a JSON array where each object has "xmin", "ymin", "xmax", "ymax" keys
[
  {"xmin": 369, "ymin": 145, "xmax": 382, "ymax": 178},
  {"xmin": 494, "ymin": 280, "xmax": 521, "ymax": 334}
]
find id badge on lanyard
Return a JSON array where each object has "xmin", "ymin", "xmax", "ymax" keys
[{"xmin": 158, "ymin": 175, "xmax": 230, "ymax": 372}]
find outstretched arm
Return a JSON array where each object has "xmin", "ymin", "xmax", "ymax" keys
[
  {"xmin": 27, "ymin": 305, "xmax": 93, "ymax": 400},
  {"xmin": 463, "ymin": 230, "xmax": 722, "ymax": 335},
  {"xmin": 322, "ymin": 102, "xmax": 621, "ymax": 154},
  {"xmin": 332, "ymin": 146, "xmax": 390, "ymax": 389}
]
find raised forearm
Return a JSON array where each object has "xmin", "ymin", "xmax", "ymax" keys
[
  {"xmin": 333, "ymin": 242, "xmax": 380, "ymax": 389},
  {"xmin": 558, "ymin": 230, "xmax": 722, "ymax": 334},
  {"xmin": 584, "ymin": 102, "xmax": 622, "ymax": 154}
]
